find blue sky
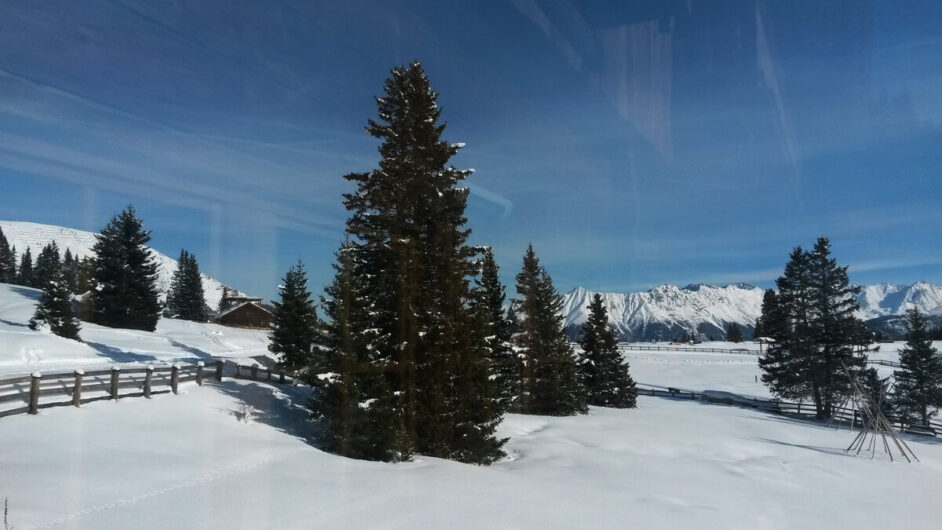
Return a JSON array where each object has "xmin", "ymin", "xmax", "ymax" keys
[{"xmin": 1, "ymin": 0, "xmax": 941, "ymax": 301}]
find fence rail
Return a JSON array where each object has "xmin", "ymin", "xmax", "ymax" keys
[
  {"xmin": 636, "ymin": 385, "xmax": 942, "ymax": 436},
  {"xmin": 0, "ymin": 360, "xmax": 292, "ymax": 420},
  {"xmin": 618, "ymin": 344, "xmax": 761, "ymax": 355}
]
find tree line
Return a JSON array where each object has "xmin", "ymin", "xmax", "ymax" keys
[
  {"xmin": 266, "ymin": 63, "xmax": 637, "ymax": 465},
  {"xmin": 0, "ymin": 209, "xmax": 211, "ymax": 341}
]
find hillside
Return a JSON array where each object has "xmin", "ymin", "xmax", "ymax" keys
[
  {"xmin": 0, "ymin": 220, "xmax": 241, "ymax": 309},
  {"xmin": 562, "ymin": 282, "xmax": 942, "ymax": 341}
]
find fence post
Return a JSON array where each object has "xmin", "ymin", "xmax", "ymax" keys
[
  {"xmin": 251, "ymin": 363, "xmax": 259, "ymax": 380},
  {"xmin": 72, "ymin": 369, "xmax": 84, "ymax": 407},
  {"xmin": 279, "ymin": 370, "xmax": 285, "ymax": 384},
  {"xmin": 110, "ymin": 366, "xmax": 120, "ymax": 400},
  {"xmin": 171, "ymin": 364, "xmax": 180, "ymax": 394},
  {"xmin": 144, "ymin": 366, "xmax": 153, "ymax": 398},
  {"xmin": 28, "ymin": 372, "xmax": 41, "ymax": 414},
  {"xmin": 266, "ymin": 367, "xmax": 272, "ymax": 382},
  {"xmin": 196, "ymin": 361, "xmax": 204, "ymax": 386},
  {"xmin": 235, "ymin": 364, "xmax": 242, "ymax": 378},
  {"xmin": 216, "ymin": 360, "xmax": 223, "ymax": 381}
]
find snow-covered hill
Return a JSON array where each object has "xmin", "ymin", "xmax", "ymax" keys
[
  {"xmin": 0, "ymin": 220, "xmax": 240, "ymax": 309},
  {"xmin": 562, "ymin": 281, "xmax": 942, "ymax": 341}
]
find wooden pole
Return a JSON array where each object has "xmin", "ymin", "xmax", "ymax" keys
[
  {"xmin": 266, "ymin": 367, "xmax": 272, "ymax": 381},
  {"xmin": 110, "ymin": 367, "xmax": 120, "ymax": 400},
  {"xmin": 28, "ymin": 372, "xmax": 41, "ymax": 414},
  {"xmin": 235, "ymin": 364, "xmax": 242, "ymax": 378},
  {"xmin": 144, "ymin": 366, "xmax": 153, "ymax": 398},
  {"xmin": 72, "ymin": 369, "xmax": 84, "ymax": 407},
  {"xmin": 196, "ymin": 361, "xmax": 204, "ymax": 386},
  {"xmin": 216, "ymin": 360, "xmax": 224, "ymax": 381},
  {"xmin": 251, "ymin": 363, "xmax": 258, "ymax": 380},
  {"xmin": 279, "ymin": 371, "xmax": 285, "ymax": 384},
  {"xmin": 171, "ymin": 364, "xmax": 180, "ymax": 394}
]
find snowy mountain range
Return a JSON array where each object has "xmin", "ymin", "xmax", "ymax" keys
[
  {"xmin": 0, "ymin": 221, "xmax": 241, "ymax": 309},
  {"xmin": 561, "ymin": 281, "xmax": 942, "ymax": 341}
]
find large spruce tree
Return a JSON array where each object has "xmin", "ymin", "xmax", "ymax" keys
[
  {"xmin": 166, "ymin": 250, "xmax": 209, "ymax": 321},
  {"xmin": 577, "ymin": 293, "xmax": 637, "ymax": 408},
  {"xmin": 269, "ymin": 260, "xmax": 318, "ymax": 374},
  {"xmin": 893, "ymin": 309, "xmax": 942, "ymax": 427},
  {"xmin": 28, "ymin": 261, "xmax": 81, "ymax": 340},
  {"xmin": 90, "ymin": 206, "xmax": 161, "ymax": 331},
  {"xmin": 312, "ymin": 63, "xmax": 504, "ymax": 464},
  {"xmin": 0, "ymin": 227, "xmax": 15, "ymax": 283},
  {"xmin": 515, "ymin": 244, "xmax": 587, "ymax": 416},
  {"xmin": 759, "ymin": 239, "xmax": 868, "ymax": 419}
]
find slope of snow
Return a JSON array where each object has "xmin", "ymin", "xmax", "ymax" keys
[
  {"xmin": 0, "ymin": 220, "xmax": 240, "ymax": 309},
  {"xmin": 0, "ymin": 283, "xmax": 269, "ymax": 376},
  {"xmin": 2, "ymin": 381, "xmax": 941, "ymax": 529}
]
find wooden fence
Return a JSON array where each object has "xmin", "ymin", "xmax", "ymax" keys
[
  {"xmin": 0, "ymin": 360, "xmax": 290, "ymax": 420},
  {"xmin": 637, "ymin": 385, "xmax": 942, "ymax": 436},
  {"xmin": 618, "ymin": 344, "xmax": 760, "ymax": 355}
]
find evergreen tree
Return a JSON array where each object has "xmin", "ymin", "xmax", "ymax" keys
[
  {"xmin": 759, "ymin": 239, "xmax": 868, "ymax": 419},
  {"xmin": 0, "ymin": 227, "xmax": 15, "ymax": 283},
  {"xmin": 726, "ymin": 322, "xmax": 744, "ymax": 343},
  {"xmin": 752, "ymin": 317, "xmax": 763, "ymax": 340},
  {"xmin": 90, "ymin": 206, "xmax": 161, "ymax": 331},
  {"xmin": 893, "ymin": 309, "xmax": 942, "ymax": 427},
  {"xmin": 17, "ymin": 247, "xmax": 33, "ymax": 287},
  {"xmin": 166, "ymin": 250, "xmax": 209, "ymax": 321},
  {"xmin": 471, "ymin": 248, "xmax": 517, "ymax": 411},
  {"xmin": 75, "ymin": 256, "xmax": 95, "ymax": 293},
  {"xmin": 28, "ymin": 262, "xmax": 80, "ymax": 340},
  {"xmin": 515, "ymin": 244, "xmax": 587, "ymax": 415},
  {"xmin": 577, "ymin": 293, "xmax": 637, "ymax": 408},
  {"xmin": 32, "ymin": 242, "xmax": 61, "ymax": 290},
  {"xmin": 312, "ymin": 63, "xmax": 504, "ymax": 463},
  {"xmin": 269, "ymin": 260, "xmax": 318, "ymax": 374},
  {"xmin": 311, "ymin": 245, "xmax": 404, "ymax": 461},
  {"xmin": 62, "ymin": 248, "xmax": 78, "ymax": 293}
]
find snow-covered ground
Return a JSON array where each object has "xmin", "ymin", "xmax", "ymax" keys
[
  {"xmin": 2, "ymin": 380, "xmax": 941, "ymax": 529},
  {"xmin": 0, "ymin": 283, "xmax": 269, "ymax": 376},
  {"xmin": 3, "ymin": 282, "xmax": 942, "ymax": 528}
]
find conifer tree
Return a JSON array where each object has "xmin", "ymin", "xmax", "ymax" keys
[
  {"xmin": 311, "ymin": 246, "xmax": 404, "ymax": 461},
  {"xmin": 90, "ymin": 206, "xmax": 161, "ymax": 331},
  {"xmin": 893, "ymin": 309, "xmax": 942, "ymax": 427},
  {"xmin": 75, "ymin": 257, "xmax": 95, "ymax": 294},
  {"xmin": 752, "ymin": 317, "xmax": 763, "ymax": 340},
  {"xmin": 312, "ymin": 63, "xmax": 504, "ymax": 464},
  {"xmin": 515, "ymin": 244, "xmax": 587, "ymax": 415},
  {"xmin": 17, "ymin": 247, "xmax": 33, "ymax": 287},
  {"xmin": 471, "ymin": 248, "xmax": 517, "ymax": 410},
  {"xmin": 166, "ymin": 250, "xmax": 209, "ymax": 321},
  {"xmin": 28, "ymin": 262, "xmax": 80, "ymax": 340},
  {"xmin": 577, "ymin": 293, "xmax": 637, "ymax": 408},
  {"xmin": 726, "ymin": 322, "xmax": 743, "ymax": 343},
  {"xmin": 32, "ymin": 242, "xmax": 61, "ymax": 290},
  {"xmin": 62, "ymin": 248, "xmax": 78, "ymax": 293},
  {"xmin": 759, "ymin": 239, "xmax": 868, "ymax": 419},
  {"xmin": 0, "ymin": 227, "xmax": 15, "ymax": 283},
  {"xmin": 269, "ymin": 260, "xmax": 318, "ymax": 374}
]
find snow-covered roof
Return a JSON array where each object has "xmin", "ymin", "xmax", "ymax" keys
[{"xmin": 216, "ymin": 301, "xmax": 272, "ymax": 319}]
